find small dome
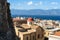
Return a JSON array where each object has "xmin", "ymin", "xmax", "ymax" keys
[{"xmin": 27, "ymin": 17, "xmax": 33, "ymax": 22}]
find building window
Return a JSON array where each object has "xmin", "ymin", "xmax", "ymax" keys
[
  {"xmin": 26, "ymin": 37, "xmax": 28, "ymax": 40},
  {"xmin": 38, "ymin": 34, "xmax": 43, "ymax": 39},
  {"xmin": 38, "ymin": 34, "xmax": 40, "ymax": 39},
  {"xmin": 33, "ymin": 36, "xmax": 35, "ymax": 40}
]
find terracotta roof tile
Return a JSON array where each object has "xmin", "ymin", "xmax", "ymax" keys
[
  {"xmin": 27, "ymin": 17, "xmax": 33, "ymax": 22},
  {"xmin": 55, "ymin": 31, "xmax": 60, "ymax": 36}
]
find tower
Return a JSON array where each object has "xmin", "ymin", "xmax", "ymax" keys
[
  {"xmin": 0, "ymin": 0, "xmax": 15, "ymax": 40},
  {"xmin": 27, "ymin": 17, "xmax": 33, "ymax": 26}
]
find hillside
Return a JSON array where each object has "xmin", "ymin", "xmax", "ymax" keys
[{"xmin": 11, "ymin": 9, "xmax": 60, "ymax": 16}]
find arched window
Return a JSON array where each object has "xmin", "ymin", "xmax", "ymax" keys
[
  {"xmin": 26, "ymin": 37, "xmax": 28, "ymax": 40},
  {"xmin": 33, "ymin": 36, "xmax": 35, "ymax": 40},
  {"xmin": 38, "ymin": 34, "xmax": 40, "ymax": 39},
  {"xmin": 38, "ymin": 34, "xmax": 42, "ymax": 38}
]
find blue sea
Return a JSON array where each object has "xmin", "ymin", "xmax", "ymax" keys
[{"xmin": 12, "ymin": 15, "xmax": 60, "ymax": 20}]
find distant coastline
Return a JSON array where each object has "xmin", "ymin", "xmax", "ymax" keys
[
  {"xmin": 12, "ymin": 15, "xmax": 60, "ymax": 20},
  {"xmin": 11, "ymin": 9, "xmax": 60, "ymax": 15},
  {"xmin": 11, "ymin": 9, "xmax": 60, "ymax": 20}
]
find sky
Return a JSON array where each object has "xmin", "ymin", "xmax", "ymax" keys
[{"xmin": 7, "ymin": 0, "xmax": 60, "ymax": 10}]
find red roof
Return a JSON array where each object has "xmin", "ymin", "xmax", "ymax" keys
[
  {"xmin": 27, "ymin": 17, "xmax": 33, "ymax": 22},
  {"xmin": 13, "ymin": 18, "xmax": 20, "ymax": 22},
  {"xmin": 55, "ymin": 31, "xmax": 60, "ymax": 36}
]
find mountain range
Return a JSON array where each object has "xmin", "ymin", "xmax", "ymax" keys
[{"xmin": 11, "ymin": 9, "xmax": 60, "ymax": 16}]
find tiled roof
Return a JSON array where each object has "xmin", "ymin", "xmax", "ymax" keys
[
  {"xmin": 13, "ymin": 18, "xmax": 20, "ymax": 22},
  {"xmin": 27, "ymin": 17, "xmax": 33, "ymax": 22},
  {"xmin": 55, "ymin": 31, "xmax": 60, "ymax": 36}
]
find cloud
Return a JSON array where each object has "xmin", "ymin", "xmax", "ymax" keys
[
  {"xmin": 10, "ymin": 3, "xmax": 23, "ymax": 9},
  {"xmin": 34, "ymin": 1, "xmax": 43, "ymax": 6},
  {"xmin": 27, "ymin": 1, "xmax": 33, "ymax": 5},
  {"xmin": 51, "ymin": 2, "xmax": 58, "ymax": 5},
  {"xmin": 54, "ymin": 7, "xmax": 58, "ymax": 9},
  {"xmin": 34, "ymin": 3, "xmax": 38, "ymax": 6},
  {"xmin": 40, "ymin": 1, "xmax": 43, "ymax": 5}
]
